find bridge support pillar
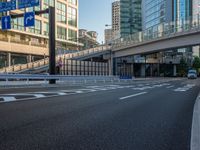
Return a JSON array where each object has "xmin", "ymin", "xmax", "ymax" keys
[
  {"xmin": 7, "ymin": 53, "xmax": 11, "ymax": 67},
  {"xmin": 27, "ymin": 55, "xmax": 32, "ymax": 63},
  {"xmin": 173, "ymin": 65, "xmax": 177, "ymax": 77},
  {"xmin": 141, "ymin": 64, "xmax": 146, "ymax": 77},
  {"xmin": 108, "ymin": 56, "xmax": 113, "ymax": 76},
  {"xmin": 150, "ymin": 64, "xmax": 153, "ymax": 77}
]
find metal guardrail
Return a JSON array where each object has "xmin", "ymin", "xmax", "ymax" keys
[{"xmin": 0, "ymin": 74, "xmax": 124, "ymax": 86}]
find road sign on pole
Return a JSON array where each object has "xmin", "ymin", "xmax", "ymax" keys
[
  {"xmin": 0, "ymin": 0, "xmax": 16, "ymax": 13},
  {"xmin": 24, "ymin": 12, "xmax": 35, "ymax": 27},
  {"xmin": 1, "ymin": 16, "xmax": 11, "ymax": 30},
  {"xmin": 18, "ymin": 0, "xmax": 40, "ymax": 9}
]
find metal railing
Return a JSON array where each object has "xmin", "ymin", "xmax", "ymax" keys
[
  {"xmin": 112, "ymin": 15, "xmax": 200, "ymax": 50},
  {"xmin": 0, "ymin": 74, "xmax": 121, "ymax": 86},
  {"xmin": 0, "ymin": 45, "xmax": 111, "ymax": 73}
]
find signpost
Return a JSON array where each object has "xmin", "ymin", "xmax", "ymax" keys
[
  {"xmin": 24, "ymin": 12, "xmax": 35, "ymax": 27},
  {"xmin": 0, "ymin": 0, "xmax": 16, "ymax": 13},
  {"xmin": 0, "ymin": 1, "xmax": 56, "ymax": 84},
  {"xmin": 18, "ymin": 0, "xmax": 40, "ymax": 9},
  {"xmin": 2, "ymin": 16, "xmax": 11, "ymax": 30}
]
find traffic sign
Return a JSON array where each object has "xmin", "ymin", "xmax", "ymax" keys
[
  {"xmin": 18, "ymin": 0, "xmax": 40, "ymax": 9},
  {"xmin": 0, "ymin": 0, "xmax": 16, "ymax": 13},
  {"xmin": 24, "ymin": 12, "xmax": 35, "ymax": 27},
  {"xmin": 1, "ymin": 16, "xmax": 11, "ymax": 30}
]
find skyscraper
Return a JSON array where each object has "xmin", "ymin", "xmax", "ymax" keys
[
  {"xmin": 173, "ymin": 0, "xmax": 192, "ymax": 22},
  {"xmin": 120, "ymin": 0, "xmax": 142, "ymax": 37},
  {"xmin": 142, "ymin": 0, "xmax": 172, "ymax": 30},
  {"xmin": 112, "ymin": 1, "xmax": 120, "ymax": 39}
]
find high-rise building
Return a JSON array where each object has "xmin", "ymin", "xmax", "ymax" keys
[
  {"xmin": 173, "ymin": 0, "xmax": 192, "ymax": 22},
  {"xmin": 104, "ymin": 28, "xmax": 113, "ymax": 44},
  {"xmin": 112, "ymin": 1, "xmax": 120, "ymax": 39},
  {"xmin": 120, "ymin": 0, "xmax": 142, "ymax": 37},
  {"xmin": 142, "ymin": 0, "xmax": 172, "ymax": 30},
  {"xmin": 0, "ymin": 0, "xmax": 79, "ymax": 67}
]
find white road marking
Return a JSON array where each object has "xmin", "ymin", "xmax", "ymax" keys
[
  {"xmin": 0, "ymin": 97, "xmax": 16, "ymax": 102},
  {"xmin": 34, "ymin": 94, "xmax": 46, "ymax": 98},
  {"xmin": 57, "ymin": 93, "xmax": 67, "ymax": 96},
  {"xmin": 166, "ymin": 85, "xmax": 175, "ymax": 89},
  {"xmin": 119, "ymin": 92, "xmax": 147, "ymax": 100},
  {"xmin": 174, "ymin": 84, "xmax": 196, "ymax": 92}
]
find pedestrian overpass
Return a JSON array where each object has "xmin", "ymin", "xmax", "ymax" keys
[
  {"xmin": 2, "ymin": 18, "xmax": 200, "ymax": 75},
  {"xmin": 0, "ymin": 45, "xmax": 111, "ymax": 74},
  {"xmin": 112, "ymin": 19, "xmax": 200, "ymax": 58}
]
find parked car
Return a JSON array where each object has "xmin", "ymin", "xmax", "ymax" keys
[{"xmin": 187, "ymin": 69, "xmax": 197, "ymax": 79}]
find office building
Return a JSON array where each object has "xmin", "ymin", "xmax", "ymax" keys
[
  {"xmin": 120, "ymin": 0, "xmax": 142, "ymax": 37},
  {"xmin": 0, "ymin": 0, "xmax": 79, "ymax": 67},
  {"xmin": 112, "ymin": 1, "xmax": 120, "ymax": 39},
  {"xmin": 104, "ymin": 28, "xmax": 113, "ymax": 44}
]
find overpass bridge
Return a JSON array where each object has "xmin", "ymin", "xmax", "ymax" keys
[
  {"xmin": 1, "ymin": 18, "xmax": 200, "ymax": 76},
  {"xmin": 112, "ymin": 19, "xmax": 200, "ymax": 58}
]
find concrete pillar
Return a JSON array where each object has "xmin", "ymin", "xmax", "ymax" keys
[
  {"xmin": 173, "ymin": 65, "xmax": 177, "ymax": 77},
  {"xmin": 7, "ymin": 53, "xmax": 11, "ymax": 67},
  {"xmin": 141, "ymin": 64, "xmax": 146, "ymax": 77},
  {"xmin": 27, "ymin": 55, "xmax": 32, "ymax": 63},
  {"xmin": 108, "ymin": 57, "xmax": 113, "ymax": 76},
  {"xmin": 131, "ymin": 63, "xmax": 134, "ymax": 77},
  {"xmin": 150, "ymin": 64, "xmax": 153, "ymax": 77},
  {"xmin": 157, "ymin": 63, "xmax": 160, "ymax": 77}
]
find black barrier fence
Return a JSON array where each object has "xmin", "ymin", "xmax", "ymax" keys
[{"xmin": 59, "ymin": 59, "xmax": 109, "ymax": 76}]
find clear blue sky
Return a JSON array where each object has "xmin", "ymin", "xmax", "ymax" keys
[{"xmin": 79, "ymin": 0, "xmax": 114, "ymax": 43}]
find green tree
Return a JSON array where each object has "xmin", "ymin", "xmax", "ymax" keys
[
  {"xmin": 193, "ymin": 56, "xmax": 200, "ymax": 71},
  {"xmin": 178, "ymin": 57, "xmax": 188, "ymax": 77}
]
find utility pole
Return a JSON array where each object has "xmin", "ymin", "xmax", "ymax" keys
[{"xmin": 48, "ymin": 6, "xmax": 56, "ymax": 84}]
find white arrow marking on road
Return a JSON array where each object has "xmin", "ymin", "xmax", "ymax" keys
[
  {"xmin": 119, "ymin": 92, "xmax": 147, "ymax": 100},
  {"xmin": 0, "ymin": 97, "xmax": 16, "ymax": 102},
  {"xmin": 26, "ymin": 15, "xmax": 34, "ymax": 24}
]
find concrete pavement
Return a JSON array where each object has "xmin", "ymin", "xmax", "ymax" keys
[{"xmin": 0, "ymin": 78, "xmax": 199, "ymax": 150}]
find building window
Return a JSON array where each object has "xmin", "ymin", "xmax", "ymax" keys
[
  {"xmin": 67, "ymin": 7, "xmax": 77, "ymax": 27},
  {"xmin": 68, "ymin": 0, "xmax": 77, "ymax": 5},
  {"xmin": 43, "ymin": 22, "xmax": 49, "ymax": 36},
  {"xmin": 12, "ymin": 17, "xmax": 24, "ymax": 31},
  {"xmin": 68, "ymin": 29, "xmax": 77, "ymax": 41},
  {"xmin": 57, "ymin": 2, "xmax": 67, "ymax": 24},
  {"xmin": 43, "ymin": 0, "xmax": 55, "ymax": 18},
  {"xmin": 57, "ymin": 26, "xmax": 67, "ymax": 40},
  {"xmin": 29, "ymin": 20, "xmax": 41, "ymax": 34}
]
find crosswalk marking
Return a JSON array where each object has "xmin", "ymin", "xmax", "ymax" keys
[
  {"xmin": 0, "ymin": 82, "xmax": 183, "ymax": 103},
  {"xmin": 174, "ymin": 84, "xmax": 196, "ymax": 92}
]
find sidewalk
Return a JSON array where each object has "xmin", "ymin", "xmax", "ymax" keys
[{"xmin": 191, "ymin": 93, "xmax": 200, "ymax": 150}]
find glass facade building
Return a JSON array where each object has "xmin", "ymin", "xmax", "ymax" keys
[
  {"xmin": 142, "ymin": 0, "xmax": 172, "ymax": 30},
  {"xmin": 173, "ymin": 0, "xmax": 192, "ymax": 21},
  {"xmin": 120, "ymin": 0, "xmax": 142, "ymax": 37}
]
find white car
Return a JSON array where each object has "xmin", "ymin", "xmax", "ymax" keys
[{"xmin": 187, "ymin": 69, "xmax": 197, "ymax": 79}]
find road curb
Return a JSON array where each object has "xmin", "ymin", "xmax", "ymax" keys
[{"xmin": 191, "ymin": 92, "xmax": 200, "ymax": 150}]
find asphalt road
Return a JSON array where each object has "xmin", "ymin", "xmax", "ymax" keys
[{"xmin": 0, "ymin": 78, "xmax": 199, "ymax": 150}]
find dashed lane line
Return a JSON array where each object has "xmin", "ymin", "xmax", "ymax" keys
[{"xmin": 119, "ymin": 92, "xmax": 147, "ymax": 100}]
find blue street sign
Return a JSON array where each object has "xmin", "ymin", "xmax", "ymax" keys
[
  {"xmin": 24, "ymin": 12, "xmax": 35, "ymax": 27},
  {"xmin": 0, "ymin": 0, "xmax": 16, "ymax": 13},
  {"xmin": 1, "ymin": 16, "xmax": 11, "ymax": 30},
  {"xmin": 18, "ymin": 0, "xmax": 40, "ymax": 9}
]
